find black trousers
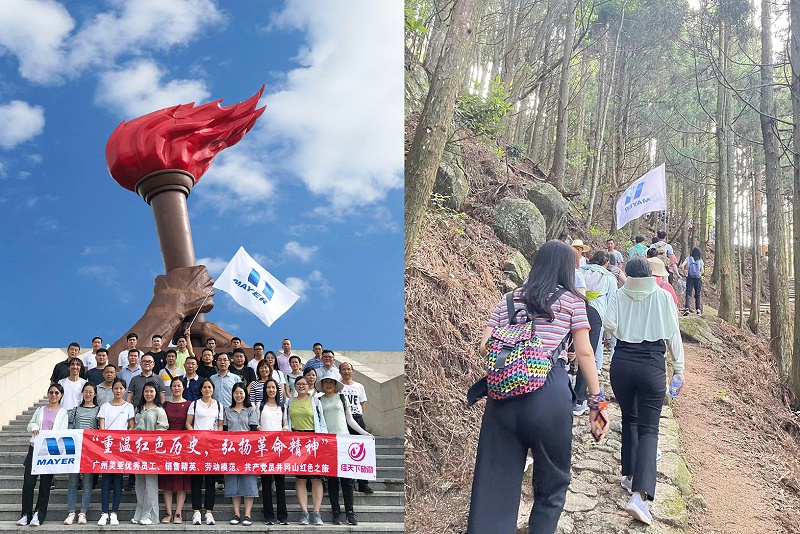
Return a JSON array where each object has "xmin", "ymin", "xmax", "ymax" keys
[
  {"xmin": 22, "ymin": 445, "xmax": 54, "ymax": 523},
  {"xmin": 260, "ymin": 474, "xmax": 287, "ymax": 522},
  {"xmin": 348, "ymin": 414, "xmax": 372, "ymax": 491},
  {"xmin": 609, "ymin": 340, "xmax": 666, "ymax": 501},
  {"xmin": 685, "ymin": 277, "xmax": 701, "ymax": 311},
  {"xmin": 467, "ymin": 363, "xmax": 573, "ymax": 534},
  {"xmin": 573, "ymin": 305, "xmax": 602, "ymax": 404},
  {"xmin": 328, "ymin": 476, "xmax": 355, "ymax": 514},
  {"xmin": 191, "ymin": 474, "xmax": 216, "ymax": 511}
]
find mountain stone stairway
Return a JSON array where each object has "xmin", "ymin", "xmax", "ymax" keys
[{"xmin": 0, "ymin": 399, "xmax": 404, "ymax": 532}]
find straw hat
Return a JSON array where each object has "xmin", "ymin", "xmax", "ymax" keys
[
  {"xmin": 570, "ymin": 239, "xmax": 590, "ymax": 253},
  {"xmin": 315, "ymin": 370, "xmax": 344, "ymax": 393},
  {"xmin": 647, "ymin": 257, "xmax": 669, "ymax": 278}
]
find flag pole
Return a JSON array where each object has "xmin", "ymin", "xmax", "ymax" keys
[{"xmin": 186, "ymin": 292, "xmax": 212, "ymax": 331}]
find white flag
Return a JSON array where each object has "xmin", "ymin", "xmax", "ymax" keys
[
  {"xmin": 616, "ymin": 164, "xmax": 667, "ymax": 230},
  {"xmin": 212, "ymin": 247, "xmax": 300, "ymax": 327}
]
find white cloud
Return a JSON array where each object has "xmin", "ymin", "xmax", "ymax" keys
[
  {"xmin": 95, "ymin": 59, "xmax": 210, "ymax": 118},
  {"xmin": 197, "ymin": 148, "xmax": 274, "ymax": 209},
  {"xmin": 259, "ymin": 0, "xmax": 403, "ymax": 208},
  {"xmin": 0, "ymin": 0, "xmax": 74, "ymax": 84},
  {"xmin": 0, "ymin": 101, "xmax": 45, "ymax": 149},
  {"xmin": 282, "ymin": 241, "xmax": 319, "ymax": 263},
  {"xmin": 78, "ymin": 264, "xmax": 130, "ymax": 303},
  {"xmin": 0, "ymin": 0, "xmax": 223, "ymax": 84},
  {"xmin": 284, "ymin": 270, "xmax": 331, "ymax": 300},
  {"xmin": 197, "ymin": 256, "xmax": 229, "ymax": 278}
]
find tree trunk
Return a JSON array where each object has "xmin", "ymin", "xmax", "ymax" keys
[
  {"xmin": 748, "ymin": 166, "xmax": 761, "ymax": 334},
  {"xmin": 714, "ymin": 22, "xmax": 736, "ymax": 323},
  {"xmin": 762, "ymin": 0, "xmax": 792, "ymax": 377},
  {"xmin": 792, "ymin": 0, "xmax": 800, "ymax": 396},
  {"xmin": 405, "ymin": 0, "xmax": 477, "ymax": 264},
  {"xmin": 550, "ymin": 0, "xmax": 578, "ymax": 191}
]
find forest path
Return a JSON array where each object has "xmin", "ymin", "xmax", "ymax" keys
[{"xmin": 674, "ymin": 342, "xmax": 786, "ymax": 533}]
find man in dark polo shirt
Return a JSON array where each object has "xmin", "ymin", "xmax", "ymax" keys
[{"xmin": 50, "ymin": 342, "xmax": 85, "ymax": 384}]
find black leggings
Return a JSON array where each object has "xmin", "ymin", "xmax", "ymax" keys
[
  {"xmin": 685, "ymin": 277, "xmax": 701, "ymax": 311},
  {"xmin": 609, "ymin": 340, "xmax": 666, "ymax": 500},
  {"xmin": 468, "ymin": 363, "xmax": 573, "ymax": 534},
  {"xmin": 573, "ymin": 306, "xmax": 602, "ymax": 404},
  {"xmin": 21, "ymin": 445, "xmax": 54, "ymax": 523}
]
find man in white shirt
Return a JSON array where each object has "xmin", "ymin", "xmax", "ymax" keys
[
  {"xmin": 248, "ymin": 342, "xmax": 266, "ymax": 374},
  {"xmin": 84, "ymin": 336, "xmax": 103, "ymax": 370},
  {"xmin": 339, "ymin": 362, "xmax": 373, "ymax": 494},
  {"xmin": 117, "ymin": 333, "xmax": 140, "ymax": 368},
  {"xmin": 59, "ymin": 359, "xmax": 88, "ymax": 410}
]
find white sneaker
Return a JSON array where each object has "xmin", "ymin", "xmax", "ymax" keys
[
  {"xmin": 30, "ymin": 512, "xmax": 40, "ymax": 526},
  {"xmin": 78, "ymin": 513, "xmax": 87, "ymax": 525},
  {"xmin": 139, "ymin": 518, "xmax": 153, "ymax": 525},
  {"xmin": 192, "ymin": 511, "xmax": 202, "ymax": 525},
  {"xmin": 620, "ymin": 476, "xmax": 633, "ymax": 494},
  {"xmin": 16, "ymin": 516, "xmax": 29, "ymax": 526},
  {"xmin": 64, "ymin": 512, "xmax": 76, "ymax": 525},
  {"xmin": 205, "ymin": 512, "xmax": 216, "ymax": 525},
  {"xmin": 97, "ymin": 513, "xmax": 109, "ymax": 526},
  {"xmin": 625, "ymin": 492, "xmax": 653, "ymax": 525},
  {"xmin": 109, "ymin": 513, "xmax": 119, "ymax": 526},
  {"xmin": 572, "ymin": 400, "xmax": 589, "ymax": 416},
  {"xmin": 131, "ymin": 518, "xmax": 139, "ymax": 524}
]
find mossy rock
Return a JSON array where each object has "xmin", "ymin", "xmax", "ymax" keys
[
  {"xmin": 492, "ymin": 198, "xmax": 547, "ymax": 263},
  {"xmin": 433, "ymin": 145, "xmax": 469, "ymax": 211},
  {"xmin": 503, "ymin": 250, "xmax": 531, "ymax": 286},
  {"xmin": 525, "ymin": 182, "xmax": 569, "ymax": 240},
  {"xmin": 679, "ymin": 316, "xmax": 721, "ymax": 347}
]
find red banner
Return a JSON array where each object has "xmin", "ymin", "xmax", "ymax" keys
[
  {"xmin": 31, "ymin": 430, "xmax": 376, "ymax": 480},
  {"xmin": 82, "ymin": 430, "xmax": 338, "ymax": 476}
]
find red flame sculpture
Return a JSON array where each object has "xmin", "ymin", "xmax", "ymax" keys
[{"xmin": 106, "ymin": 86, "xmax": 265, "ymax": 190}]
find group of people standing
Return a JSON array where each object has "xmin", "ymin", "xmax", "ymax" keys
[
  {"xmin": 468, "ymin": 233, "xmax": 690, "ymax": 533},
  {"xmin": 20, "ymin": 336, "xmax": 375, "ymax": 527}
]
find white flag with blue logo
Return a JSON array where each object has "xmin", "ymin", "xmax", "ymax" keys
[
  {"xmin": 616, "ymin": 164, "xmax": 667, "ymax": 230},
  {"xmin": 212, "ymin": 247, "xmax": 300, "ymax": 327}
]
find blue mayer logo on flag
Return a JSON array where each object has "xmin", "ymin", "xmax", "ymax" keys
[
  {"xmin": 213, "ymin": 247, "xmax": 300, "ymax": 327},
  {"xmin": 241, "ymin": 268, "xmax": 275, "ymax": 303},
  {"xmin": 37, "ymin": 436, "xmax": 76, "ymax": 466},
  {"xmin": 615, "ymin": 164, "xmax": 667, "ymax": 230}
]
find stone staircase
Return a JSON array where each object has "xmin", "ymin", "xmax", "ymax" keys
[{"xmin": 0, "ymin": 400, "xmax": 404, "ymax": 532}]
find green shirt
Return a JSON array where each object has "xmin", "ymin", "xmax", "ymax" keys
[
  {"xmin": 319, "ymin": 394, "xmax": 349, "ymax": 434},
  {"xmin": 288, "ymin": 396, "xmax": 314, "ymax": 431}
]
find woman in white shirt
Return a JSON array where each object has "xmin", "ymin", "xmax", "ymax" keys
[
  {"xmin": 258, "ymin": 379, "xmax": 288, "ymax": 525},
  {"xmin": 97, "ymin": 378, "xmax": 135, "ymax": 526},
  {"xmin": 186, "ymin": 379, "xmax": 223, "ymax": 526}
]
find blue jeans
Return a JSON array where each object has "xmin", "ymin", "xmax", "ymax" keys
[
  {"xmin": 67, "ymin": 472, "xmax": 93, "ymax": 513},
  {"xmin": 101, "ymin": 473, "xmax": 123, "ymax": 513}
]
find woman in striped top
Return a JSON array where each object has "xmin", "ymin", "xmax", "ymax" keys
[
  {"xmin": 64, "ymin": 383, "xmax": 100, "ymax": 525},
  {"xmin": 468, "ymin": 240, "xmax": 610, "ymax": 534}
]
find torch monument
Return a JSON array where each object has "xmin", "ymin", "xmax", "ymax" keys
[{"xmin": 105, "ymin": 88, "xmax": 265, "ymax": 358}]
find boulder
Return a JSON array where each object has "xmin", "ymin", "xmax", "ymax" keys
[
  {"xmin": 492, "ymin": 198, "xmax": 547, "ymax": 263},
  {"xmin": 503, "ymin": 250, "xmax": 531, "ymax": 286},
  {"xmin": 679, "ymin": 316, "xmax": 721, "ymax": 347},
  {"xmin": 404, "ymin": 49, "xmax": 428, "ymax": 116},
  {"xmin": 433, "ymin": 146, "xmax": 469, "ymax": 211},
  {"xmin": 525, "ymin": 182, "xmax": 569, "ymax": 240}
]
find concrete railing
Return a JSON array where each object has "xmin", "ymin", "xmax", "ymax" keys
[
  {"xmin": 0, "ymin": 348, "xmax": 68, "ymax": 428},
  {"xmin": 293, "ymin": 350, "xmax": 404, "ymax": 437}
]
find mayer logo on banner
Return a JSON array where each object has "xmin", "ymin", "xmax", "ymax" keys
[
  {"xmin": 212, "ymin": 246, "xmax": 300, "ymax": 327},
  {"xmin": 615, "ymin": 164, "xmax": 667, "ymax": 230},
  {"xmin": 31, "ymin": 429, "xmax": 84, "ymax": 474},
  {"xmin": 31, "ymin": 430, "xmax": 376, "ymax": 481}
]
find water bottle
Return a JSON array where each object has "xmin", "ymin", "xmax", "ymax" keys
[{"xmin": 669, "ymin": 374, "xmax": 683, "ymax": 399}]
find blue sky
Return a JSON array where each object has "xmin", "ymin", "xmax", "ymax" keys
[{"xmin": 0, "ymin": 0, "xmax": 403, "ymax": 352}]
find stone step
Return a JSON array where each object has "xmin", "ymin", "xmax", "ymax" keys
[
  {"xmin": 0, "ymin": 463, "xmax": 406, "ymax": 479},
  {"xmin": 0, "ymin": 504, "xmax": 405, "ymax": 523},
  {"xmin": 0, "ymin": 487, "xmax": 404, "ymax": 506},
  {"xmin": 0, "ymin": 520, "xmax": 404, "ymax": 532},
  {"xmin": 0, "ymin": 475, "xmax": 404, "ymax": 492}
]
